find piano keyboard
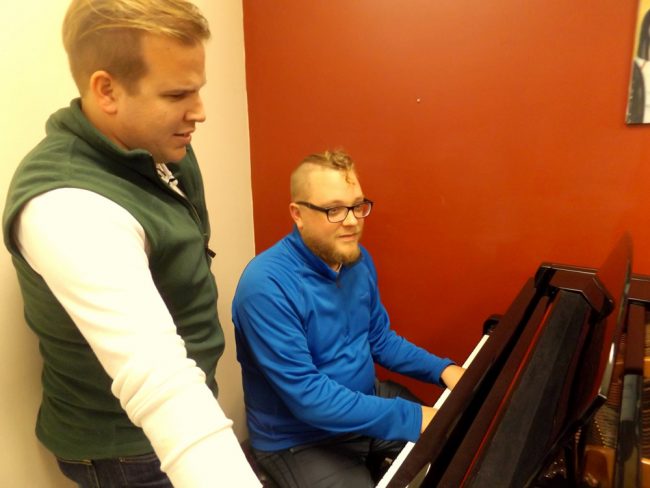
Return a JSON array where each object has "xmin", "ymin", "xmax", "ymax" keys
[{"xmin": 376, "ymin": 335, "xmax": 490, "ymax": 488}]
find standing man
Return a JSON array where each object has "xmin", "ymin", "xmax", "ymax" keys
[
  {"xmin": 2, "ymin": 1, "xmax": 260, "ymax": 486},
  {"xmin": 232, "ymin": 150, "xmax": 464, "ymax": 487}
]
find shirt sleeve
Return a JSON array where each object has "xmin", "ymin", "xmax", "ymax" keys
[
  {"xmin": 363, "ymin": 249, "xmax": 455, "ymax": 385},
  {"xmin": 15, "ymin": 188, "xmax": 260, "ymax": 488},
  {"xmin": 235, "ymin": 278, "xmax": 423, "ymax": 442}
]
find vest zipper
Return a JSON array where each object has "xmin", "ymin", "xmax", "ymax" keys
[{"xmin": 153, "ymin": 171, "xmax": 215, "ymax": 258}]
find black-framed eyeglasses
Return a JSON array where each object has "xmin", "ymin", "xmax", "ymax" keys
[{"xmin": 295, "ymin": 199, "xmax": 374, "ymax": 223}]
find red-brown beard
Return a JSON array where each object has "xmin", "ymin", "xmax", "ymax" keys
[{"xmin": 302, "ymin": 230, "xmax": 363, "ymax": 268}]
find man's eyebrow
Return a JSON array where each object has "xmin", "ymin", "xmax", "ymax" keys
[
  {"xmin": 161, "ymin": 80, "xmax": 206, "ymax": 94},
  {"xmin": 161, "ymin": 87, "xmax": 197, "ymax": 95},
  {"xmin": 320, "ymin": 197, "xmax": 367, "ymax": 207}
]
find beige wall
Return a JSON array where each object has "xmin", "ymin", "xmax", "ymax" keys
[{"xmin": 0, "ymin": 1, "xmax": 254, "ymax": 486}]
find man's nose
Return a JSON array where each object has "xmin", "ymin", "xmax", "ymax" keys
[
  {"xmin": 187, "ymin": 95, "xmax": 206, "ymax": 123},
  {"xmin": 342, "ymin": 209, "xmax": 359, "ymax": 225}
]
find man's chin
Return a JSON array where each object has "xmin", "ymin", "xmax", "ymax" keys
[
  {"xmin": 338, "ymin": 246, "xmax": 362, "ymax": 266},
  {"xmin": 301, "ymin": 232, "xmax": 362, "ymax": 268},
  {"xmin": 165, "ymin": 148, "xmax": 188, "ymax": 163}
]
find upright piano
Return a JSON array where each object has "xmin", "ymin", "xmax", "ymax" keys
[{"xmin": 379, "ymin": 235, "xmax": 650, "ymax": 487}]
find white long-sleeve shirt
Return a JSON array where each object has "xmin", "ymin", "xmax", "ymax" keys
[{"xmin": 15, "ymin": 187, "xmax": 261, "ymax": 487}]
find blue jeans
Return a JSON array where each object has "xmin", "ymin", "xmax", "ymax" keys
[{"xmin": 56, "ymin": 452, "xmax": 172, "ymax": 488}]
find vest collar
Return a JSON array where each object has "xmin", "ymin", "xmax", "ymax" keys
[{"xmin": 46, "ymin": 99, "xmax": 166, "ymax": 181}]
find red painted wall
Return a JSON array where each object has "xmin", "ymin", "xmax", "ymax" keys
[{"xmin": 242, "ymin": 0, "xmax": 650, "ymax": 399}]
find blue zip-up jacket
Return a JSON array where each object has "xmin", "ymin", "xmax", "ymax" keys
[{"xmin": 232, "ymin": 228, "xmax": 454, "ymax": 451}]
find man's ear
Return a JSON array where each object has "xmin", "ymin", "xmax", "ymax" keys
[
  {"xmin": 289, "ymin": 203, "xmax": 303, "ymax": 229},
  {"xmin": 88, "ymin": 70, "xmax": 120, "ymax": 115}
]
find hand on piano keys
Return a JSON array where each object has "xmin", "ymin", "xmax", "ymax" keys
[
  {"xmin": 420, "ymin": 406, "xmax": 436, "ymax": 434},
  {"xmin": 378, "ymin": 335, "xmax": 489, "ymax": 487},
  {"xmin": 440, "ymin": 364, "xmax": 466, "ymax": 391},
  {"xmin": 420, "ymin": 365, "xmax": 466, "ymax": 433}
]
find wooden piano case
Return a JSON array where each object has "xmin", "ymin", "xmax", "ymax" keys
[{"xmin": 386, "ymin": 235, "xmax": 634, "ymax": 488}]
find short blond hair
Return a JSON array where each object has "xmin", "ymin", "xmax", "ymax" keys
[
  {"xmin": 62, "ymin": 0, "xmax": 210, "ymax": 94},
  {"xmin": 290, "ymin": 150, "xmax": 357, "ymax": 201}
]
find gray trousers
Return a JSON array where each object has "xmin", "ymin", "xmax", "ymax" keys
[{"xmin": 252, "ymin": 379, "xmax": 424, "ymax": 488}]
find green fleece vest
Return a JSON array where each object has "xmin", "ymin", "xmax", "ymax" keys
[{"xmin": 2, "ymin": 99, "xmax": 224, "ymax": 460}]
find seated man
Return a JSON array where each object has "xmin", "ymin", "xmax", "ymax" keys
[{"xmin": 232, "ymin": 150, "xmax": 463, "ymax": 488}]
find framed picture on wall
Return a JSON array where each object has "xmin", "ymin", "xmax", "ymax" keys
[{"xmin": 626, "ymin": 0, "xmax": 650, "ymax": 124}]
